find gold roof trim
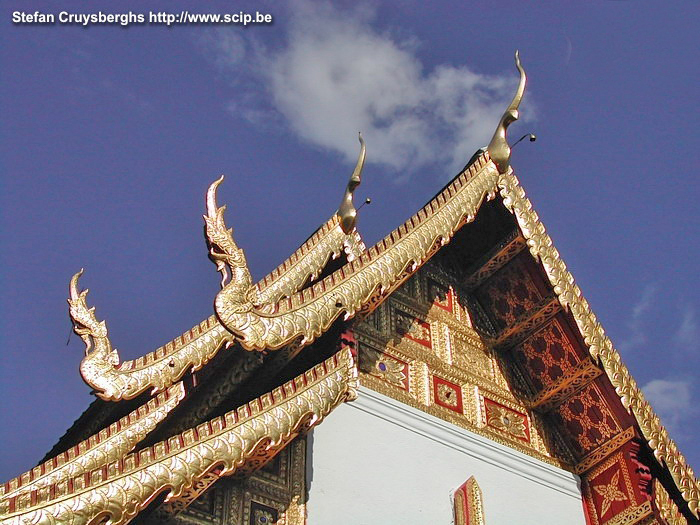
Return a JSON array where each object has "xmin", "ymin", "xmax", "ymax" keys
[
  {"xmin": 655, "ymin": 479, "xmax": 689, "ymax": 525},
  {"xmin": 487, "ymin": 50, "xmax": 526, "ymax": 174},
  {"xmin": 338, "ymin": 132, "xmax": 366, "ymax": 234},
  {"xmin": 254, "ymin": 213, "xmax": 365, "ymax": 304},
  {"xmin": 208, "ymin": 176, "xmax": 366, "ymax": 310},
  {"xmin": 498, "ymin": 172, "xmax": 700, "ymax": 518},
  {"xmin": 215, "ymin": 153, "xmax": 500, "ymax": 350},
  {"xmin": 0, "ymin": 349, "xmax": 358, "ymax": 525},
  {"xmin": 0, "ymin": 382, "xmax": 185, "ymax": 500}
]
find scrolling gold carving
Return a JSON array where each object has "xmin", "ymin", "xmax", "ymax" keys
[
  {"xmin": 499, "ymin": 171, "xmax": 700, "ymax": 517},
  {"xmin": 604, "ymin": 501, "xmax": 653, "ymax": 525},
  {"xmin": 0, "ymin": 349, "xmax": 357, "ymax": 525},
  {"xmin": 573, "ymin": 427, "xmax": 635, "ymax": 475}
]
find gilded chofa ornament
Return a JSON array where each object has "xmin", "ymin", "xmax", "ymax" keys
[
  {"xmin": 208, "ymin": 134, "xmax": 367, "ymax": 309},
  {"xmin": 68, "ymin": 145, "xmax": 366, "ymax": 401},
  {"xmin": 338, "ymin": 132, "xmax": 366, "ymax": 234},
  {"xmin": 204, "ymin": 175, "xmax": 254, "ymax": 292},
  {"xmin": 69, "ymin": 270, "xmax": 233, "ymax": 401},
  {"xmin": 487, "ymin": 50, "xmax": 526, "ymax": 174}
]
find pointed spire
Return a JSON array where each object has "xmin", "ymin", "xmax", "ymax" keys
[
  {"xmin": 487, "ymin": 50, "xmax": 527, "ymax": 174},
  {"xmin": 338, "ymin": 132, "xmax": 366, "ymax": 234}
]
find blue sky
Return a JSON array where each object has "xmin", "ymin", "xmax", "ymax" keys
[{"xmin": 1, "ymin": 1, "xmax": 698, "ymax": 480}]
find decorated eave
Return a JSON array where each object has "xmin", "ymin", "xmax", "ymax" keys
[{"xmin": 1, "ymin": 52, "xmax": 697, "ymax": 525}]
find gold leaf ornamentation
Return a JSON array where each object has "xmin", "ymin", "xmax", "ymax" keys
[
  {"xmin": 454, "ymin": 476, "xmax": 485, "ymax": 525},
  {"xmin": 487, "ymin": 50, "xmax": 526, "ymax": 174},
  {"xmin": 654, "ymin": 479, "xmax": 689, "ymax": 525},
  {"xmin": 437, "ymin": 383, "xmax": 460, "ymax": 408},
  {"xmin": 1, "ymin": 349, "xmax": 357, "ymax": 525},
  {"xmin": 499, "ymin": 171, "xmax": 700, "ymax": 517},
  {"xmin": 69, "ymin": 179, "xmax": 364, "ymax": 401}
]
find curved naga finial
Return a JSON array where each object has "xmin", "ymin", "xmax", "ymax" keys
[
  {"xmin": 337, "ymin": 132, "xmax": 366, "ymax": 234},
  {"xmin": 204, "ymin": 176, "xmax": 253, "ymax": 292},
  {"xmin": 69, "ymin": 270, "xmax": 123, "ymax": 398},
  {"xmin": 69, "ymin": 269, "xmax": 233, "ymax": 401},
  {"xmin": 487, "ymin": 50, "xmax": 527, "ymax": 174}
]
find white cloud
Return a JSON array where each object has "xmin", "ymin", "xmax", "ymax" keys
[
  {"xmin": 205, "ymin": 2, "xmax": 520, "ymax": 173},
  {"xmin": 199, "ymin": 28, "xmax": 246, "ymax": 70},
  {"xmin": 642, "ymin": 379, "xmax": 695, "ymax": 436},
  {"xmin": 674, "ymin": 305, "xmax": 699, "ymax": 351},
  {"xmin": 618, "ymin": 283, "xmax": 657, "ymax": 353}
]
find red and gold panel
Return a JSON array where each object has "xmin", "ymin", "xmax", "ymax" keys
[
  {"xmin": 581, "ymin": 443, "xmax": 655, "ymax": 525},
  {"xmin": 473, "ymin": 253, "xmax": 546, "ymax": 329},
  {"xmin": 432, "ymin": 376, "xmax": 463, "ymax": 413},
  {"xmin": 482, "ymin": 397, "xmax": 530, "ymax": 442},
  {"xmin": 513, "ymin": 315, "xmax": 585, "ymax": 392},
  {"xmin": 395, "ymin": 309, "xmax": 432, "ymax": 348},
  {"xmin": 557, "ymin": 382, "xmax": 621, "ymax": 457},
  {"xmin": 428, "ymin": 278, "xmax": 454, "ymax": 313}
]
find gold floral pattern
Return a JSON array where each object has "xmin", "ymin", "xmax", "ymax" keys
[
  {"xmin": 437, "ymin": 383, "xmax": 460, "ymax": 408},
  {"xmin": 593, "ymin": 470, "xmax": 628, "ymax": 519},
  {"xmin": 396, "ymin": 311, "xmax": 432, "ymax": 346},
  {"xmin": 485, "ymin": 402, "xmax": 528, "ymax": 440}
]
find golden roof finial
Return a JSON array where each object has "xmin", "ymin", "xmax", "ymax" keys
[
  {"xmin": 338, "ymin": 132, "xmax": 366, "ymax": 234},
  {"xmin": 487, "ymin": 50, "xmax": 526, "ymax": 174},
  {"xmin": 204, "ymin": 175, "xmax": 252, "ymax": 290}
]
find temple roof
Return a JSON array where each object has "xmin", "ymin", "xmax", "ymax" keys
[{"xmin": 1, "ymin": 52, "xmax": 697, "ymax": 524}]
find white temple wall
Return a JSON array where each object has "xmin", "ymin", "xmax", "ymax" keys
[{"xmin": 307, "ymin": 388, "xmax": 586, "ymax": 525}]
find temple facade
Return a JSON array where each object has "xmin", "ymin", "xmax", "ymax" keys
[{"xmin": 0, "ymin": 53, "xmax": 697, "ymax": 525}]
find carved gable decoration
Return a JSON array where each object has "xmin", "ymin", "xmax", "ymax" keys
[{"xmin": 454, "ymin": 476, "xmax": 485, "ymax": 525}]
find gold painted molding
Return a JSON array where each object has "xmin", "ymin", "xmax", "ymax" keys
[
  {"xmin": 499, "ymin": 171, "xmax": 699, "ymax": 517},
  {"xmin": 1, "ymin": 382, "xmax": 185, "ymax": 500},
  {"xmin": 0, "ymin": 349, "xmax": 357, "ymax": 525},
  {"xmin": 573, "ymin": 427, "xmax": 635, "ymax": 475}
]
